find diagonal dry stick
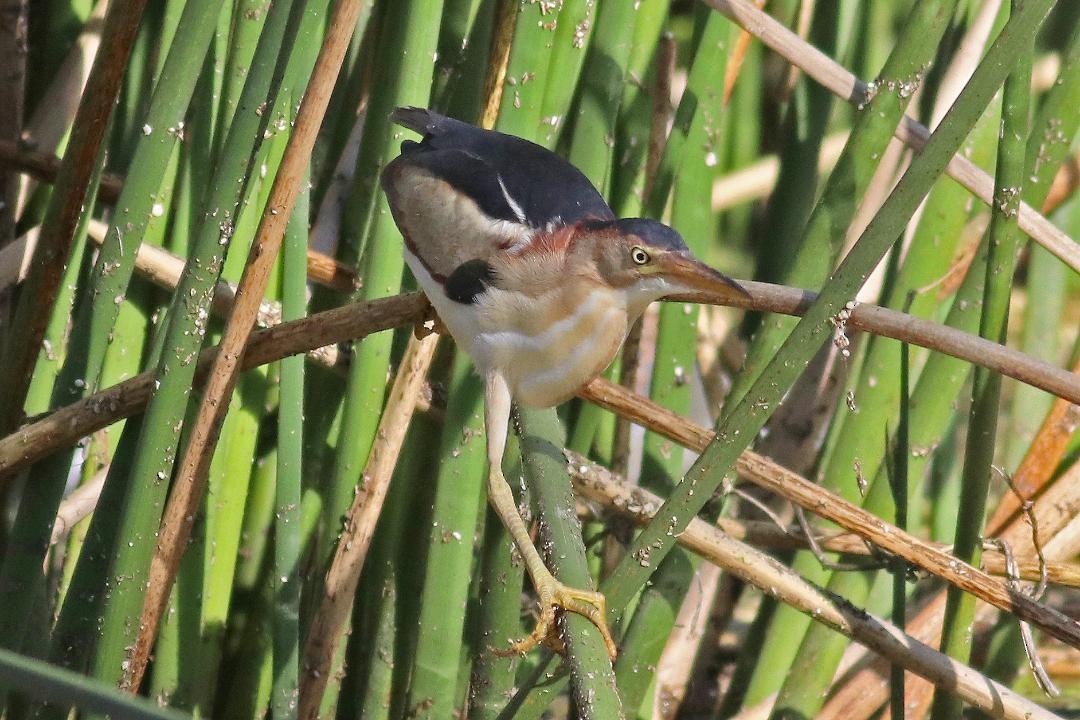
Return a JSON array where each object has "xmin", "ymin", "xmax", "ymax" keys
[
  {"xmin": 571, "ymin": 459, "xmax": 1080, "ymax": 587},
  {"xmin": 701, "ymin": 0, "xmax": 1080, "ymax": 274},
  {"xmin": 298, "ymin": 333, "xmax": 438, "ymax": 719},
  {"xmin": 577, "ymin": 378, "xmax": 1080, "ymax": 650},
  {"xmin": 565, "ymin": 455, "xmax": 1064, "ymax": 720},
  {"xmin": 124, "ymin": 0, "xmax": 368, "ymax": 691}
]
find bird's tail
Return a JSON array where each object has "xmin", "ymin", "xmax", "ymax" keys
[{"xmin": 389, "ymin": 106, "xmax": 444, "ymax": 137}]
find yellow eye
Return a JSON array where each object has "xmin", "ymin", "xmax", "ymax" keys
[{"xmin": 631, "ymin": 246, "xmax": 650, "ymax": 265}]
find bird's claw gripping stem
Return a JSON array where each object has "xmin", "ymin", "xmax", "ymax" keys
[{"xmin": 496, "ymin": 573, "xmax": 617, "ymax": 660}]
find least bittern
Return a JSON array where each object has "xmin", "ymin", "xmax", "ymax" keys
[{"xmin": 381, "ymin": 107, "xmax": 744, "ymax": 658}]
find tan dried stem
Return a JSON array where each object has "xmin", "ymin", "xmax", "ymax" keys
[
  {"xmin": 565, "ymin": 453, "xmax": 1062, "ymax": 720},
  {"xmin": 124, "ymin": 1, "xmax": 368, "ymax": 674},
  {"xmin": 701, "ymin": 0, "xmax": 1080, "ymax": 273},
  {"xmin": 577, "ymin": 378, "xmax": 1080, "ymax": 649},
  {"xmin": 298, "ymin": 332, "xmax": 438, "ymax": 719},
  {"xmin": 820, "ymin": 463, "xmax": 1080, "ymax": 720},
  {"xmin": 7, "ymin": 278, "xmax": 1080, "ymax": 481},
  {"xmin": 722, "ymin": 0, "xmax": 765, "ymax": 105},
  {"xmin": 574, "ymin": 459, "xmax": 1079, "ymax": 586}
]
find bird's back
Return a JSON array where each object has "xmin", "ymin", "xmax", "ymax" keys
[{"xmin": 387, "ymin": 108, "xmax": 613, "ymax": 231}]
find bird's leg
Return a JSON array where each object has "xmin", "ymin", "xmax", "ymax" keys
[{"xmin": 483, "ymin": 373, "xmax": 617, "ymax": 659}]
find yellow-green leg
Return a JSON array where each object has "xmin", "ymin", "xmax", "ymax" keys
[{"xmin": 484, "ymin": 373, "xmax": 617, "ymax": 659}]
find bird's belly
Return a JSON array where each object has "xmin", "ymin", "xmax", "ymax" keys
[
  {"xmin": 475, "ymin": 289, "xmax": 627, "ymax": 407},
  {"xmin": 405, "ymin": 249, "xmax": 627, "ymax": 406}
]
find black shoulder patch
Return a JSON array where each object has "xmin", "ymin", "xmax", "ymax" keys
[{"xmin": 445, "ymin": 260, "xmax": 497, "ymax": 304}]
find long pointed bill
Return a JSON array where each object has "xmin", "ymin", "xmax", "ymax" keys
[{"xmin": 659, "ymin": 253, "xmax": 750, "ymax": 307}]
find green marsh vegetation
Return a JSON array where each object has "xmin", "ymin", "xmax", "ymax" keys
[{"xmin": 0, "ymin": 0, "xmax": 1078, "ymax": 717}]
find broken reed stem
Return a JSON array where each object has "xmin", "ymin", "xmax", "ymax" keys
[
  {"xmin": 564, "ymin": 452, "xmax": 1060, "ymax": 720},
  {"xmin": 298, "ymin": 333, "xmax": 439, "ymax": 720}
]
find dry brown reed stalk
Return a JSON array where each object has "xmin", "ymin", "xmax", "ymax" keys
[
  {"xmin": 572, "ymin": 459, "xmax": 1080, "ymax": 586},
  {"xmin": 6, "ymin": 279, "xmax": 1080, "ymax": 482},
  {"xmin": 566, "ymin": 453, "xmax": 1063, "ymax": 720},
  {"xmin": 298, "ymin": 333, "xmax": 439, "ymax": 719},
  {"xmin": 577, "ymin": 378, "xmax": 1080, "ymax": 648},
  {"xmin": 702, "ymin": 0, "xmax": 1080, "ymax": 273}
]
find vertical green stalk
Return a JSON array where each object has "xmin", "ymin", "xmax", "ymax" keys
[
  {"xmin": 0, "ymin": 0, "xmax": 223, "ymax": 657},
  {"xmin": 495, "ymin": 1, "xmax": 558, "ymax": 138},
  {"xmin": 535, "ymin": 0, "xmax": 599, "ymax": 148},
  {"xmin": 613, "ymin": 10, "xmax": 733, "ymax": 714},
  {"xmin": 404, "ymin": 353, "xmax": 487, "ymax": 718},
  {"xmin": 889, "ymin": 315, "xmax": 911, "ymax": 719},
  {"xmin": 518, "ymin": 407, "xmax": 624, "ymax": 719},
  {"xmin": 273, "ymin": 173, "xmax": 308, "ymax": 720},
  {"xmin": 564, "ymin": 0, "xmax": 640, "ymax": 461},
  {"xmin": 319, "ymin": 0, "xmax": 443, "ymax": 561},
  {"xmin": 214, "ymin": 0, "xmax": 268, "ymax": 158},
  {"xmin": 468, "ymin": 449, "xmax": 525, "ymax": 719},
  {"xmin": 931, "ymin": 10, "xmax": 1031, "ymax": 718}
]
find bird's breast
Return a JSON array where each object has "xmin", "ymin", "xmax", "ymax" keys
[{"xmin": 474, "ymin": 284, "xmax": 629, "ymax": 407}]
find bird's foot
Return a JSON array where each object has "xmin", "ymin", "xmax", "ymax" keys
[
  {"xmin": 413, "ymin": 303, "xmax": 447, "ymax": 340},
  {"xmin": 497, "ymin": 576, "xmax": 617, "ymax": 660}
]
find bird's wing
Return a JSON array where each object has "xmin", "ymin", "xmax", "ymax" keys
[{"xmin": 382, "ymin": 107, "xmax": 614, "ymax": 281}]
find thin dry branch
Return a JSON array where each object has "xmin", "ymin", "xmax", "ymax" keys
[
  {"xmin": 299, "ymin": 333, "xmax": 438, "ymax": 719},
  {"xmin": 572, "ymin": 462, "xmax": 1079, "ymax": 586},
  {"xmin": 6, "ymin": 278, "xmax": 1080, "ymax": 481},
  {"xmin": 0, "ymin": 293, "xmax": 427, "ymax": 479},
  {"xmin": 126, "ymin": 0, "xmax": 369, "ymax": 691},
  {"xmin": 577, "ymin": 378, "xmax": 1080, "ymax": 649},
  {"xmin": 0, "ymin": 139, "xmax": 123, "ymax": 206},
  {"xmin": 823, "ymin": 464, "xmax": 1080, "ymax": 719},
  {"xmin": 565, "ymin": 453, "xmax": 1063, "ymax": 720},
  {"xmin": 702, "ymin": 0, "xmax": 1080, "ymax": 274}
]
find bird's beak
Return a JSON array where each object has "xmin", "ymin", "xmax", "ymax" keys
[{"xmin": 658, "ymin": 253, "xmax": 749, "ymax": 306}]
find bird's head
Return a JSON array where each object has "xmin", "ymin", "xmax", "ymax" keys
[{"xmin": 581, "ymin": 218, "xmax": 747, "ymax": 315}]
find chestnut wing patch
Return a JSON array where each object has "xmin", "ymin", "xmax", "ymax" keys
[{"xmin": 445, "ymin": 259, "xmax": 498, "ymax": 304}]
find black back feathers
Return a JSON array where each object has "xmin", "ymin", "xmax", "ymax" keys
[{"xmin": 388, "ymin": 107, "xmax": 615, "ymax": 230}]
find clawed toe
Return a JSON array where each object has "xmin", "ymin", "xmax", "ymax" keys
[{"xmin": 496, "ymin": 580, "xmax": 616, "ymax": 660}]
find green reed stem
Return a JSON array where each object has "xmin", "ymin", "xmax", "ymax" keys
[{"xmin": 931, "ymin": 11, "xmax": 1032, "ymax": 718}]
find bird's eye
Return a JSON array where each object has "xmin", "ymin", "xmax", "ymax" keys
[{"xmin": 630, "ymin": 246, "xmax": 650, "ymax": 265}]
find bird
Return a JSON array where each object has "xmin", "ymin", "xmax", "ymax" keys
[{"xmin": 381, "ymin": 107, "xmax": 745, "ymax": 658}]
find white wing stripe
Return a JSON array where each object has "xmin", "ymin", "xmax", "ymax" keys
[{"xmin": 497, "ymin": 174, "xmax": 527, "ymax": 224}]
